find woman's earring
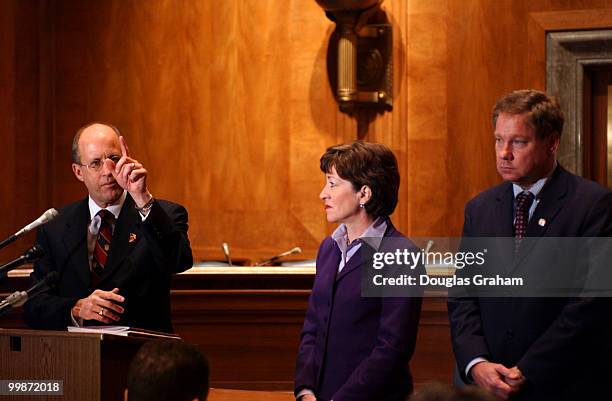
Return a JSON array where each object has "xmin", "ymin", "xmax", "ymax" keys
[{"xmin": 359, "ymin": 202, "xmax": 365, "ymax": 209}]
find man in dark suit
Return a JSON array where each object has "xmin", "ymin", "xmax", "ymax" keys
[
  {"xmin": 448, "ymin": 90, "xmax": 612, "ymax": 400},
  {"xmin": 24, "ymin": 122, "xmax": 192, "ymax": 333}
]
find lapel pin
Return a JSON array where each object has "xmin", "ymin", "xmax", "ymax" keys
[
  {"xmin": 538, "ymin": 218, "xmax": 546, "ymax": 227},
  {"xmin": 129, "ymin": 233, "xmax": 137, "ymax": 243}
]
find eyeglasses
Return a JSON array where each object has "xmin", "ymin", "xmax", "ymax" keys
[{"xmin": 79, "ymin": 155, "xmax": 121, "ymax": 171}]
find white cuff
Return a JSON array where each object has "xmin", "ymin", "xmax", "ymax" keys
[
  {"xmin": 466, "ymin": 357, "xmax": 488, "ymax": 380},
  {"xmin": 70, "ymin": 311, "xmax": 83, "ymax": 327}
]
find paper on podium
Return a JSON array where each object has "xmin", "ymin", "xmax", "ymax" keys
[{"xmin": 68, "ymin": 325, "xmax": 181, "ymax": 339}]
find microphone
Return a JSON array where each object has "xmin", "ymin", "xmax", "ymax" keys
[
  {"xmin": 0, "ymin": 208, "xmax": 58, "ymax": 250},
  {"xmin": 0, "ymin": 245, "xmax": 45, "ymax": 278},
  {"xmin": 424, "ymin": 240, "xmax": 435, "ymax": 253},
  {"xmin": 26, "ymin": 271, "xmax": 59, "ymax": 298},
  {"xmin": 0, "ymin": 271, "xmax": 58, "ymax": 315},
  {"xmin": 221, "ymin": 242, "xmax": 233, "ymax": 266},
  {"xmin": 255, "ymin": 247, "xmax": 302, "ymax": 266}
]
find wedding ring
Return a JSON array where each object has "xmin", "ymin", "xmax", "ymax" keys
[{"xmin": 98, "ymin": 309, "xmax": 104, "ymax": 317}]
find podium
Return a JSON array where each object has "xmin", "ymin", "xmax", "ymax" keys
[{"xmin": 0, "ymin": 329, "xmax": 149, "ymax": 401}]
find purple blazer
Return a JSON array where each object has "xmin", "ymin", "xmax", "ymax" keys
[{"xmin": 295, "ymin": 221, "xmax": 423, "ymax": 401}]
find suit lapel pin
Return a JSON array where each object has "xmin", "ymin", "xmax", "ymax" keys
[
  {"xmin": 129, "ymin": 233, "xmax": 137, "ymax": 243},
  {"xmin": 538, "ymin": 218, "xmax": 546, "ymax": 227}
]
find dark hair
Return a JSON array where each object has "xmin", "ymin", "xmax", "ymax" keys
[
  {"xmin": 320, "ymin": 141, "xmax": 400, "ymax": 218},
  {"xmin": 72, "ymin": 122, "xmax": 122, "ymax": 164},
  {"xmin": 492, "ymin": 89, "xmax": 564, "ymax": 139},
  {"xmin": 127, "ymin": 340, "xmax": 209, "ymax": 401}
]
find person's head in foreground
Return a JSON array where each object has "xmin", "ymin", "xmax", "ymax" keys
[{"xmin": 125, "ymin": 340, "xmax": 209, "ymax": 401}]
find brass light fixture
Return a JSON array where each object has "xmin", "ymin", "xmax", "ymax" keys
[{"xmin": 315, "ymin": 0, "xmax": 392, "ymax": 114}]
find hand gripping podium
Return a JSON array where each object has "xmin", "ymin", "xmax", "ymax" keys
[{"xmin": 0, "ymin": 329, "xmax": 150, "ymax": 401}]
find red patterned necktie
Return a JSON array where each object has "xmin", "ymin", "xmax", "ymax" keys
[
  {"xmin": 514, "ymin": 191, "xmax": 535, "ymax": 253},
  {"xmin": 92, "ymin": 209, "xmax": 115, "ymax": 276}
]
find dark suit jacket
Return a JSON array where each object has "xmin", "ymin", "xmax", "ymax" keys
[
  {"xmin": 448, "ymin": 165, "xmax": 612, "ymax": 401},
  {"xmin": 24, "ymin": 195, "xmax": 193, "ymax": 333},
  {"xmin": 295, "ymin": 221, "xmax": 423, "ymax": 401}
]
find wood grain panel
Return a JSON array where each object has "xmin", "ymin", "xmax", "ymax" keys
[
  {"xmin": 172, "ymin": 289, "xmax": 308, "ymax": 390},
  {"xmin": 0, "ymin": 329, "xmax": 148, "ymax": 401},
  {"xmin": 6, "ymin": 0, "xmax": 612, "ymax": 260},
  {"xmin": 171, "ymin": 290, "xmax": 452, "ymax": 390},
  {"xmin": 209, "ymin": 388, "xmax": 294, "ymax": 401},
  {"xmin": 0, "ymin": 330, "xmax": 101, "ymax": 401},
  {"xmin": 404, "ymin": 1, "xmax": 450, "ymax": 237},
  {"xmin": 48, "ymin": 0, "xmax": 347, "ymax": 261},
  {"xmin": 0, "ymin": 1, "xmax": 17, "ymax": 248},
  {"xmin": 0, "ymin": 0, "xmax": 47, "ymax": 262}
]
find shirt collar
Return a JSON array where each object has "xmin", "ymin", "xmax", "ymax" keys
[
  {"xmin": 88, "ymin": 191, "xmax": 126, "ymax": 221},
  {"xmin": 331, "ymin": 216, "xmax": 388, "ymax": 252},
  {"xmin": 512, "ymin": 161, "xmax": 557, "ymax": 199}
]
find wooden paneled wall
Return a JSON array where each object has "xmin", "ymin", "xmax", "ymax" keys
[
  {"xmin": 0, "ymin": 0, "xmax": 47, "ymax": 259},
  {"xmin": 48, "ymin": 0, "xmax": 344, "ymax": 261},
  {"xmin": 3, "ymin": 0, "xmax": 612, "ymax": 260},
  {"xmin": 3, "ymin": 0, "xmax": 612, "ymax": 391}
]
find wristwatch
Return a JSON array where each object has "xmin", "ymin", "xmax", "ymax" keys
[{"xmin": 135, "ymin": 194, "xmax": 154, "ymax": 216}]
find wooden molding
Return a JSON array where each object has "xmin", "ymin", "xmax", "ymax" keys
[{"xmin": 528, "ymin": 9, "xmax": 612, "ymax": 89}]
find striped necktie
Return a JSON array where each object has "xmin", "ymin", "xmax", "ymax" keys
[{"xmin": 92, "ymin": 209, "xmax": 115, "ymax": 276}]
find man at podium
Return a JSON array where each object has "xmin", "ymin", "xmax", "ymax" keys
[{"xmin": 24, "ymin": 122, "xmax": 193, "ymax": 333}]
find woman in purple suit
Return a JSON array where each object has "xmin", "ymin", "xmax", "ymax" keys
[{"xmin": 294, "ymin": 141, "xmax": 423, "ymax": 401}]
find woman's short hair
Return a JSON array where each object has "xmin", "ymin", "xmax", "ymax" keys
[{"xmin": 320, "ymin": 141, "xmax": 400, "ymax": 218}]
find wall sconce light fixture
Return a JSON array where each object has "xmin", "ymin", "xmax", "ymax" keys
[{"xmin": 315, "ymin": 0, "xmax": 392, "ymax": 114}]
